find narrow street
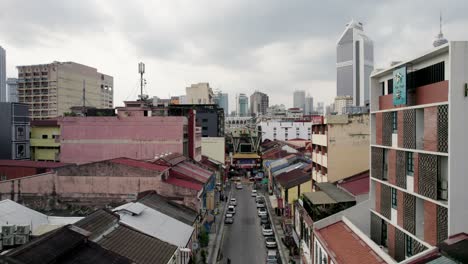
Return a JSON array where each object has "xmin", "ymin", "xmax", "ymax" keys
[{"xmin": 221, "ymin": 182, "xmax": 267, "ymax": 264}]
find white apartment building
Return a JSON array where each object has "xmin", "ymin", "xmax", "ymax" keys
[
  {"xmin": 185, "ymin": 82, "xmax": 214, "ymax": 104},
  {"xmin": 334, "ymin": 95, "xmax": 353, "ymax": 114},
  {"xmin": 260, "ymin": 121, "xmax": 312, "ymax": 141}
]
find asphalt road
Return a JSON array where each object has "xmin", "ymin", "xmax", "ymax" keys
[{"xmin": 221, "ymin": 183, "xmax": 267, "ymax": 264}]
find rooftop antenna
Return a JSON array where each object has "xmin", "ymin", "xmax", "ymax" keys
[
  {"xmin": 138, "ymin": 62, "xmax": 146, "ymax": 101},
  {"xmin": 433, "ymin": 11, "xmax": 448, "ymax": 47}
]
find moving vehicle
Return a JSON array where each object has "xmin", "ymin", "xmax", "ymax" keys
[
  {"xmin": 258, "ymin": 207, "xmax": 267, "ymax": 217},
  {"xmin": 227, "ymin": 205, "xmax": 236, "ymax": 215},
  {"xmin": 262, "ymin": 224, "xmax": 274, "ymax": 236},
  {"xmin": 225, "ymin": 213, "xmax": 234, "ymax": 224},
  {"xmin": 265, "ymin": 237, "xmax": 277, "ymax": 248},
  {"xmin": 230, "ymin": 198, "xmax": 237, "ymax": 206},
  {"xmin": 251, "ymin": 189, "xmax": 257, "ymax": 197},
  {"xmin": 236, "ymin": 183, "xmax": 243, "ymax": 189}
]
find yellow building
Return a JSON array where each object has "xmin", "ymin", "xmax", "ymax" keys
[
  {"xmin": 275, "ymin": 165, "xmax": 313, "ymax": 215},
  {"xmin": 30, "ymin": 120, "xmax": 60, "ymax": 162}
]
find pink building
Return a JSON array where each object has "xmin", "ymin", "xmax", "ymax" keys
[{"xmin": 58, "ymin": 115, "xmax": 188, "ymax": 164}]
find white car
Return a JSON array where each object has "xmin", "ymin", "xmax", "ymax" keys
[
  {"xmin": 265, "ymin": 236, "xmax": 277, "ymax": 248},
  {"xmin": 225, "ymin": 213, "xmax": 234, "ymax": 224},
  {"xmin": 258, "ymin": 207, "xmax": 267, "ymax": 217},
  {"xmin": 262, "ymin": 224, "xmax": 273, "ymax": 236},
  {"xmin": 230, "ymin": 198, "xmax": 237, "ymax": 206},
  {"xmin": 236, "ymin": 183, "xmax": 243, "ymax": 189},
  {"xmin": 227, "ymin": 205, "xmax": 236, "ymax": 214},
  {"xmin": 256, "ymin": 200, "xmax": 265, "ymax": 208},
  {"xmin": 251, "ymin": 190, "xmax": 257, "ymax": 197}
]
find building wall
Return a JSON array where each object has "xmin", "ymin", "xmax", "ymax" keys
[
  {"xmin": 17, "ymin": 62, "xmax": 113, "ymax": 119},
  {"xmin": 281, "ymin": 180, "xmax": 312, "ymax": 208},
  {"xmin": 7, "ymin": 78, "xmax": 18, "ymax": 102},
  {"xmin": 260, "ymin": 121, "xmax": 312, "ymax": 141},
  {"xmin": 201, "ymin": 137, "xmax": 225, "ymax": 164},
  {"xmin": 186, "ymin": 83, "xmax": 213, "ymax": 104},
  {"xmin": 326, "ymin": 114, "xmax": 369, "ymax": 183},
  {"xmin": 0, "ymin": 46, "xmax": 5, "ymax": 102},
  {"xmin": 293, "ymin": 90, "xmax": 306, "ymax": 112},
  {"xmin": 30, "ymin": 125, "xmax": 61, "ymax": 161},
  {"xmin": 58, "ymin": 116, "xmax": 186, "ymax": 164},
  {"xmin": 0, "ymin": 166, "xmax": 41, "ymax": 180},
  {"xmin": 0, "ymin": 103, "xmax": 30, "ymax": 160}
]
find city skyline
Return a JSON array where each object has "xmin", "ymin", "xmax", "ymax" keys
[{"xmin": 1, "ymin": 1, "xmax": 467, "ymax": 110}]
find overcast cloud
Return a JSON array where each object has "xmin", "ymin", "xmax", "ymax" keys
[{"xmin": 1, "ymin": 0, "xmax": 467, "ymax": 110}]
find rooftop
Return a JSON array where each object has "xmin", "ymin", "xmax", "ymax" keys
[
  {"xmin": 138, "ymin": 191, "xmax": 198, "ymax": 226},
  {"xmin": 337, "ymin": 170, "xmax": 370, "ymax": 196},
  {"xmin": 74, "ymin": 209, "xmax": 119, "ymax": 240},
  {"xmin": 165, "ymin": 176, "xmax": 203, "ymax": 191},
  {"xmin": 0, "ymin": 160, "xmax": 71, "ymax": 169},
  {"xmin": 276, "ymin": 168, "xmax": 311, "ymax": 189},
  {"xmin": 109, "ymin": 157, "xmax": 169, "ymax": 172},
  {"xmin": 316, "ymin": 221, "xmax": 385, "ymax": 264},
  {"xmin": 98, "ymin": 225, "xmax": 178, "ymax": 264}
]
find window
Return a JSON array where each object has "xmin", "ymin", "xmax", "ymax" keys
[
  {"xmin": 381, "ymin": 220, "xmax": 388, "ymax": 247},
  {"xmin": 0, "ymin": 175, "xmax": 7, "ymax": 181},
  {"xmin": 202, "ymin": 118, "xmax": 208, "ymax": 123},
  {"xmin": 406, "ymin": 152, "xmax": 414, "ymax": 176},
  {"xmin": 392, "ymin": 111, "xmax": 397, "ymax": 133},
  {"xmin": 202, "ymin": 127, "xmax": 207, "ymax": 131},
  {"xmin": 388, "ymin": 79, "xmax": 394, "ymax": 94},
  {"xmin": 383, "ymin": 150, "xmax": 388, "ymax": 180},
  {"xmin": 381, "ymin": 81, "xmax": 385, "ymax": 95},
  {"xmin": 391, "ymin": 188, "xmax": 397, "ymax": 209},
  {"xmin": 42, "ymin": 135, "xmax": 48, "ymax": 139},
  {"xmin": 406, "ymin": 234, "xmax": 413, "ymax": 257}
]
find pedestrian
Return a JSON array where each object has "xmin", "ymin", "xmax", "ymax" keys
[{"xmin": 227, "ymin": 258, "xmax": 231, "ymax": 264}]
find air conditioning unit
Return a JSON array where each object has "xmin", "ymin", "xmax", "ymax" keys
[
  {"xmin": 3, "ymin": 236, "xmax": 14, "ymax": 246},
  {"xmin": 16, "ymin": 225, "xmax": 30, "ymax": 235},
  {"xmin": 15, "ymin": 235, "xmax": 29, "ymax": 245},
  {"xmin": 2, "ymin": 226, "xmax": 15, "ymax": 236}
]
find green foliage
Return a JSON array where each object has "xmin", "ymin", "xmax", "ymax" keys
[{"xmin": 199, "ymin": 226, "xmax": 209, "ymax": 247}]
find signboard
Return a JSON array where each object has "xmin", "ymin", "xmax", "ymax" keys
[{"xmin": 393, "ymin": 66, "xmax": 407, "ymax": 105}]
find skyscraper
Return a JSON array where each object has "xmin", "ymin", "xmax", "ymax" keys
[
  {"xmin": 237, "ymin": 93, "xmax": 248, "ymax": 117},
  {"xmin": 250, "ymin": 91, "xmax": 269, "ymax": 116},
  {"xmin": 336, "ymin": 20, "xmax": 374, "ymax": 107},
  {"xmin": 0, "ymin": 46, "xmax": 6, "ymax": 102},
  {"xmin": 293, "ymin": 90, "xmax": 306, "ymax": 112},
  {"xmin": 304, "ymin": 95, "xmax": 314, "ymax": 115},
  {"xmin": 213, "ymin": 91, "xmax": 229, "ymax": 116},
  {"xmin": 6, "ymin": 78, "xmax": 18, "ymax": 102}
]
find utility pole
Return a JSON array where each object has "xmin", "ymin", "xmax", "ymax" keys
[
  {"xmin": 82, "ymin": 79, "xmax": 86, "ymax": 115},
  {"xmin": 138, "ymin": 62, "xmax": 145, "ymax": 101}
]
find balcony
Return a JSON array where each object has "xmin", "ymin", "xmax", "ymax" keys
[
  {"xmin": 311, "ymin": 134, "xmax": 327, "ymax": 147},
  {"xmin": 379, "ymin": 81, "xmax": 448, "ymax": 111}
]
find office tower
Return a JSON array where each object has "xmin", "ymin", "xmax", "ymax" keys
[
  {"xmin": 17, "ymin": 61, "xmax": 113, "ymax": 119},
  {"xmin": 250, "ymin": 91, "xmax": 269, "ymax": 116},
  {"xmin": 6, "ymin": 78, "xmax": 18, "ymax": 102},
  {"xmin": 237, "ymin": 93, "xmax": 248, "ymax": 117},
  {"xmin": 316, "ymin": 102, "xmax": 324, "ymax": 115},
  {"xmin": 334, "ymin": 95, "xmax": 353, "ymax": 114},
  {"xmin": 368, "ymin": 42, "xmax": 467, "ymax": 262},
  {"xmin": 0, "ymin": 102, "xmax": 30, "ymax": 160},
  {"xmin": 305, "ymin": 95, "xmax": 314, "ymax": 115},
  {"xmin": 336, "ymin": 20, "xmax": 374, "ymax": 107},
  {"xmin": 293, "ymin": 90, "xmax": 306, "ymax": 112},
  {"xmin": 214, "ymin": 91, "xmax": 229, "ymax": 116},
  {"xmin": 0, "ymin": 46, "xmax": 5, "ymax": 102}
]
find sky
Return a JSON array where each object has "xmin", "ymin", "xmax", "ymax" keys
[{"xmin": 1, "ymin": 0, "xmax": 468, "ymax": 112}]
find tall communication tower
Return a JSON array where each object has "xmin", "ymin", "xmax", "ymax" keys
[{"xmin": 138, "ymin": 62, "xmax": 147, "ymax": 100}]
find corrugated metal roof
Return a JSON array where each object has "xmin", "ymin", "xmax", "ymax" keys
[
  {"xmin": 276, "ymin": 168, "xmax": 311, "ymax": 189},
  {"xmin": 273, "ymin": 162, "xmax": 307, "ymax": 177},
  {"xmin": 74, "ymin": 209, "xmax": 119, "ymax": 240},
  {"xmin": 114, "ymin": 202, "xmax": 194, "ymax": 247},
  {"xmin": 337, "ymin": 171, "xmax": 370, "ymax": 196},
  {"xmin": 99, "ymin": 225, "xmax": 177, "ymax": 264},
  {"xmin": 0, "ymin": 160, "xmax": 70, "ymax": 168},
  {"xmin": 110, "ymin": 157, "xmax": 169, "ymax": 172},
  {"xmin": 138, "ymin": 192, "xmax": 198, "ymax": 226},
  {"xmin": 165, "ymin": 177, "xmax": 203, "ymax": 191},
  {"xmin": 303, "ymin": 191, "xmax": 337, "ymax": 205}
]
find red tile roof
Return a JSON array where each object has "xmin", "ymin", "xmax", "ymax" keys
[
  {"xmin": 110, "ymin": 158, "xmax": 169, "ymax": 172},
  {"xmin": 276, "ymin": 168, "xmax": 311, "ymax": 189},
  {"xmin": 0, "ymin": 160, "xmax": 71, "ymax": 168},
  {"xmin": 316, "ymin": 221, "xmax": 385, "ymax": 264},
  {"xmin": 165, "ymin": 177, "xmax": 203, "ymax": 191},
  {"xmin": 337, "ymin": 171, "xmax": 370, "ymax": 196},
  {"xmin": 171, "ymin": 161, "xmax": 212, "ymax": 183}
]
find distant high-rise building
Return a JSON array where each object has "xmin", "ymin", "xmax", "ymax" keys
[
  {"xmin": 293, "ymin": 90, "xmax": 306, "ymax": 112},
  {"xmin": 316, "ymin": 102, "xmax": 324, "ymax": 115},
  {"xmin": 214, "ymin": 92, "xmax": 229, "ymax": 116},
  {"xmin": 186, "ymin": 82, "xmax": 214, "ymax": 104},
  {"xmin": 305, "ymin": 95, "xmax": 314, "ymax": 115},
  {"xmin": 0, "ymin": 46, "xmax": 5, "ymax": 102},
  {"xmin": 336, "ymin": 20, "xmax": 374, "ymax": 107},
  {"xmin": 237, "ymin": 93, "xmax": 248, "ymax": 117},
  {"xmin": 17, "ymin": 61, "xmax": 113, "ymax": 119},
  {"xmin": 0, "ymin": 102, "xmax": 30, "ymax": 160},
  {"xmin": 250, "ymin": 91, "xmax": 269, "ymax": 116},
  {"xmin": 6, "ymin": 78, "xmax": 18, "ymax": 102},
  {"xmin": 334, "ymin": 95, "xmax": 353, "ymax": 114}
]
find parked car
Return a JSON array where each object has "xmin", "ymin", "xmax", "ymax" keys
[
  {"xmin": 255, "ymin": 195, "xmax": 265, "ymax": 203},
  {"xmin": 251, "ymin": 190, "xmax": 257, "ymax": 197},
  {"xmin": 227, "ymin": 205, "xmax": 236, "ymax": 215},
  {"xmin": 230, "ymin": 198, "xmax": 237, "ymax": 206},
  {"xmin": 260, "ymin": 214, "xmax": 270, "ymax": 225},
  {"xmin": 225, "ymin": 213, "xmax": 234, "ymax": 224},
  {"xmin": 236, "ymin": 183, "xmax": 243, "ymax": 189},
  {"xmin": 258, "ymin": 207, "xmax": 267, "ymax": 217},
  {"xmin": 266, "ymin": 250, "xmax": 279, "ymax": 263},
  {"xmin": 256, "ymin": 200, "xmax": 266, "ymax": 208},
  {"xmin": 265, "ymin": 237, "xmax": 277, "ymax": 248},
  {"xmin": 262, "ymin": 224, "xmax": 274, "ymax": 236}
]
